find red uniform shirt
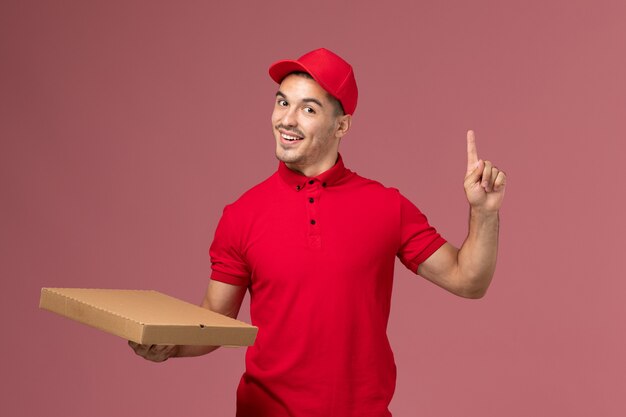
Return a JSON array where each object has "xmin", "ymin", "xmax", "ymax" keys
[{"xmin": 210, "ymin": 155, "xmax": 446, "ymax": 417}]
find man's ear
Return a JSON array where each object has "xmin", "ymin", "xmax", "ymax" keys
[{"xmin": 335, "ymin": 114, "xmax": 352, "ymax": 139}]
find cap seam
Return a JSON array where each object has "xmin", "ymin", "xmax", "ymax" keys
[{"xmin": 337, "ymin": 68, "xmax": 352, "ymax": 95}]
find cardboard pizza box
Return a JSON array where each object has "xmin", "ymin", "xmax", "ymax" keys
[{"xmin": 39, "ymin": 288, "xmax": 257, "ymax": 346}]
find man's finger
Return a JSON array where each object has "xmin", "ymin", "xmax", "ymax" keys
[
  {"xmin": 467, "ymin": 130, "xmax": 479, "ymax": 173},
  {"xmin": 130, "ymin": 341, "xmax": 151, "ymax": 356},
  {"xmin": 465, "ymin": 159, "xmax": 484, "ymax": 185},
  {"xmin": 481, "ymin": 160, "xmax": 493, "ymax": 191},
  {"xmin": 493, "ymin": 170, "xmax": 506, "ymax": 192},
  {"xmin": 152, "ymin": 345, "xmax": 173, "ymax": 354},
  {"xmin": 128, "ymin": 340, "xmax": 142, "ymax": 353}
]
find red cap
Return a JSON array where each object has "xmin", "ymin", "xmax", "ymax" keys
[{"xmin": 269, "ymin": 48, "xmax": 358, "ymax": 115}]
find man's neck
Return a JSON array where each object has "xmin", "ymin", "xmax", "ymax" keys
[{"xmin": 285, "ymin": 154, "xmax": 339, "ymax": 177}]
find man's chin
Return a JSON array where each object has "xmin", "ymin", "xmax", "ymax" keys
[{"xmin": 275, "ymin": 149, "xmax": 300, "ymax": 164}]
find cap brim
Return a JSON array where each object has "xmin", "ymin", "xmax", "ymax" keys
[{"xmin": 268, "ymin": 60, "xmax": 311, "ymax": 84}]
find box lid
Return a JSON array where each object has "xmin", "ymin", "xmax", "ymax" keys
[{"xmin": 40, "ymin": 288, "xmax": 257, "ymax": 346}]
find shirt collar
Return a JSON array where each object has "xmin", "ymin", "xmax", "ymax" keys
[{"xmin": 278, "ymin": 154, "xmax": 348, "ymax": 192}]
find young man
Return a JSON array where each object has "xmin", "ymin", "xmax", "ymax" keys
[{"xmin": 130, "ymin": 48, "xmax": 506, "ymax": 417}]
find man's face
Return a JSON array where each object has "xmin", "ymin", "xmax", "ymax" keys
[{"xmin": 272, "ymin": 74, "xmax": 346, "ymax": 175}]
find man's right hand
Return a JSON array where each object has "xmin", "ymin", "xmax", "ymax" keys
[
  {"xmin": 127, "ymin": 280, "xmax": 248, "ymax": 362},
  {"xmin": 128, "ymin": 341, "xmax": 179, "ymax": 362}
]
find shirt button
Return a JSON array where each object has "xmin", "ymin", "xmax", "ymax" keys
[
  {"xmin": 310, "ymin": 219, "xmax": 316, "ymax": 225},
  {"xmin": 322, "ymin": 182, "xmax": 327, "ymax": 187},
  {"xmin": 308, "ymin": 180, "xmax": 314, "ymax": 185},
  {"xmin": 296, "ymin": 185, "xmax": 301, "ymax": 191},
  {"xmin": 309, "ymin": 197, "xmax": 314, "ymax": 203}
]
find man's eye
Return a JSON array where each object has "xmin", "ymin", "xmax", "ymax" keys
[
  {"xmin": 278, "ymin": 100, "xmax": 288, "ymax": 106},
  {"xmin": 304, "ymin": 107, "xmax": 315, "ymax": 114}
]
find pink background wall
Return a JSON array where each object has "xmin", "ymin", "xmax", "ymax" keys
[{"xmin": 2, "ymin": 0, "xmax": 624, "ymax": 415}]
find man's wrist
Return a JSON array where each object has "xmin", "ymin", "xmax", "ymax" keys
[{"xmin": 470, "ymin": 205, "xmax": 500, "ymax": 220}]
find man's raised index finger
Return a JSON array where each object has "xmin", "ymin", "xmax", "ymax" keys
[{"xmin": 466, "ymin": 130, "xmax": 479, "ymax": 171}]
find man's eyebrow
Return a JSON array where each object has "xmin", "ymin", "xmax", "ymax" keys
[
  {"xmin": 275, "ymin": 91, "xmax": 324, "ymax": 107},
  {"xmin": 302, "ymin": 98, "xmax": 323, "ymax": 107}
]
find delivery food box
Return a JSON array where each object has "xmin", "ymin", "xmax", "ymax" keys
[{"xmin": 39, "ymin": 288, "xmax": 257, "ymax": 346}]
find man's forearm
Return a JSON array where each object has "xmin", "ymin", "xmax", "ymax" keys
[{"xmin": 456, "ymin": 207, "xmax": 499, "ymax": 298}]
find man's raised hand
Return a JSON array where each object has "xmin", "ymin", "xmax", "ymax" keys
[{"xmin": 463, "ymin": 130, "xmax": 506, "ymax": 212}]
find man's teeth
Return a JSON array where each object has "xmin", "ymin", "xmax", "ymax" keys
[{"xmin": 281, "ymin": 133, "xmax": 302, "ymax": 141}]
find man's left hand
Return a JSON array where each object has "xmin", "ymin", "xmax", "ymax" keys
[{"xmin": 464, "ymin": 130, "xmax": 506, "ymax": 212}]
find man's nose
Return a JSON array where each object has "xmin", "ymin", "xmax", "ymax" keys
[{"xmin": 281, "ymin": 107, "xmax": 297, "ymax": 127}]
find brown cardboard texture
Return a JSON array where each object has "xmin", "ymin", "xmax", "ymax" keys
[{"xmin": 39, "ymin": 288, "xmax": 257, "ymax": 346}]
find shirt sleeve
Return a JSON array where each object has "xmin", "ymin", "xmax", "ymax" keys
[
  {"xmin": 396, "ymin": 193, "xmax": 447, "ymax": 273},
  {"xmin": 209, "ymin": 205, "xmax": 251, "ymax": 286}
]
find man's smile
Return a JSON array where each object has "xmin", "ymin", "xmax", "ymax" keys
[
  {"xmin": 281, "ymin": 132, "xmax": 303, "ymax": 141},
  {"xmin": 277, "ymin": 127, "xmax": 304, "ymax": 143}
]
